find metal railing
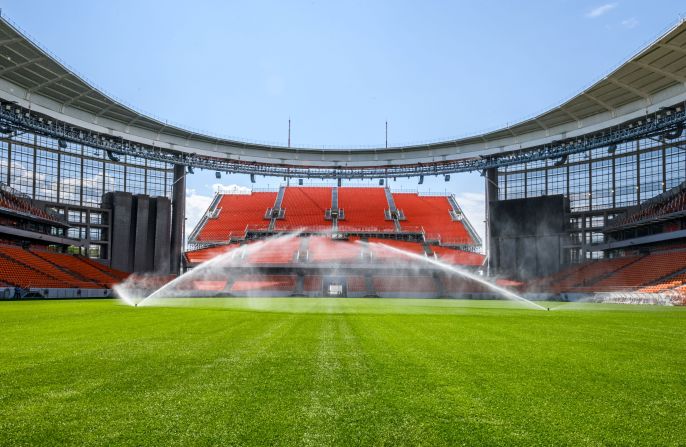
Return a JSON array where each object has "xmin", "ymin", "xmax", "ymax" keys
[{"xmin": 1, "ymin": 101, "xmax": 684, "ymax": 179}]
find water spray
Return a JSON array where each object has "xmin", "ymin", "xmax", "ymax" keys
[
  {"xmin": 115, "ymin": 232, "xmax": 549, "ymax": 310},
  {"xmin": 367, "ymin": 241, "xmax": 549, "ymax": 311}
]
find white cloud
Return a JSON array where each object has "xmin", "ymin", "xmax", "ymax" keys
[
  {"xmin": 621, "ymin": 17, "xmax": 638, "ymax": 29},
  {"xmin": 185, "ymin": 188, "xmax": 213, "ymax": 242},
  {"xmin": 453, "ymin": 192, "xmax": 485, "ymax": 243},
  {"xmin": 586, "ymin": 3, "xmax": 618, "ymax": 18}
]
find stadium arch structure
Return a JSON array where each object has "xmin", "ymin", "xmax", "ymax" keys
[{"xmin": 0, "ymin": 13, "xmax": 685, "ymax": 285}]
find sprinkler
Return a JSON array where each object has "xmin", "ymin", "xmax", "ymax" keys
[{"xmin": 547, "ymin": 307, "xmax": 550, "ymax": 311}]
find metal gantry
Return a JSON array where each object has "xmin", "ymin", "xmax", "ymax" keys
[{"xmin": 1, "ymin": 101, "xmax": 685, "ymax": 179}]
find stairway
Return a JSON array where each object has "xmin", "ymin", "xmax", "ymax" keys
[
  {"xmin": 268, "ymin": 186, "xmax": 287, "ymax": 231},
  {"xmin": 384, "ymin": 187, "xmax": 402, "ymax": 232}
]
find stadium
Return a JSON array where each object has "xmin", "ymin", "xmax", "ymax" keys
[{"xmin": 0, "ymin": 5, "xmax": 685, "ymax": 445}]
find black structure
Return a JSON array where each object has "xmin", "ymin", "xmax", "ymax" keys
[
  {"xmin": 488, "ymin": 195, "xmax": 568, "ymax": 280},
  {"xmin": 103, "ymin": 192, "xmax": 172, "ymax": 273}
]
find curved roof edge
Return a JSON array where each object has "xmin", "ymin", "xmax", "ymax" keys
[{"xmin": 0, "ymin": 15, "xmax": 685, "ymax": 167}]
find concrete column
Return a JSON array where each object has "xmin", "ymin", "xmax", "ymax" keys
[
  {"xmin": 106, "ymin": 191, "xmax": 134, "ymax": 272},
  {"xmin": 170, "ymin": 164, "xmax": 186, "ymax": 274},
  {"xmin": 153, "ymin": 197, "xmax": 172, "ymax": 274},
  {"xmin": 146, "ymin": 198, "xmax": 157, "ymax": 272},
  {"xmin": 133, "ymin": 195, "xmax": 151, "ymax": 272},
  {"xmin": 485, "ymin": 168, "xmax": 499, "ymax": 276}
]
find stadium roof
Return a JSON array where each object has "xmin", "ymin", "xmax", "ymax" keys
[{"xmin": 0, "ymin": 14, "xmax": 685, "ymax": 167}]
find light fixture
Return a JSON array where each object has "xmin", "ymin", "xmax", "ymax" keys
[
  {"xmin": 187, "ymin": 165, "xmax": 194, "ymax": 174},
  {"xmin": 58, "ymin": 139, "xmax": 68, "ymax": 149},
  {"xmin": 444, "ymin": 174, "xmax": 450, "ymax": 182},
  {"xmin": 250, "ymin": 174, "xmax": 256, "ymax": 183},
  {"xmin": 298, "ymin": 178, "xmax": 303, "ymax": 185},
  {"xmin": 215, "ymin": 172, "xmax": 221, "ymax": 179},
  {"xmin": 337, "ymin": 178, "xmax": 342, "ymax": 187},
  {"xmin": 379, "ymin": 179, "xmax": 384, "ymax": 186},
  {"xmin": 418, "ymin": 175, "xmax": 424, "ymax": 185},
  {"xmin": 553, "ymin": 155, "xmax": 568, "ymax": 167},
  {"xmin": 106, "ymin": 150, "xmax": 120, "ymax": 162}
]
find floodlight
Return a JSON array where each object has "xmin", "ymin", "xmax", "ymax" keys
[
  {"xmin": 106, "ymin": 150, "xmax": 120, "ymax": 162},
  {"xmin": 298, "ymin": 178, "xmax": 303, "ymax": 185},
  {"xmin": 418, "ymin": 175, "xmax": 424, "ymax": 185},
  {"xmin": 553, "ymin": 155, "xmax": 567, "ymax": 167},
  {"xmin": 187, "ymin": 165, "xmax": 194, "ymax": 174},
  {"xmin": 58, "ymin": 139, "xmax": 67, "ymax": 149},
  {"xmin": 250, "ymin": 174, "xmax": 256, "ymax": 183},
  {"xmin": 379, "ymin": 179, "xmax": 384, "ymax": 186},
  {"xmin": 215, "ymin": 172, "xmax": 221, "ymax": 179},
  {"xmin": 444, "ymin": 174, "xmax": 450, "ymax": 182}
]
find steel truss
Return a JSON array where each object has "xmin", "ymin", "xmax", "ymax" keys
[{"xmin": 1, "ymin": 101, "xmax": 685, "ymax": 178}]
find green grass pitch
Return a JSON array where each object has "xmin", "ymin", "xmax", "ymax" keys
[{"xmin": 1, "ymin": 298, "xmax": 685, "ymax": 446}]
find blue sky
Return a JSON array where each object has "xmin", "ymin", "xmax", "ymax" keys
[{"xmin": 2, "ymin": 1, "xmax": 685, "ymax": 239}]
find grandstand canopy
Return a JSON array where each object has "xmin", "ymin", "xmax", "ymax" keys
[{"xmin": 0, "ymin": 15, "xmax": 685, "ymax": 167}]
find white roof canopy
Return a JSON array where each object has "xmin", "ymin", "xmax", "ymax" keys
[{"xmin": 0, "ymin": 16, "xmax": 685, "ymax": 167}]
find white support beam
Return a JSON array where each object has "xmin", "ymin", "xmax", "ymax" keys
[
  {"xmin": 60, "ymin": 87, "xmax": 95, "ymax": 109},
  {"xmin": 0, "ymin": 37, "xmax": 23, "ymax": 47},
  {"xmin": 25, "ymin": 72, "xmax": 71, "ymax": 94},
  {"xmin": 630, "ymin": 60, "xmax": 686, "ymax": 84},
  {"xmin": 0, "ymin": 56, "xmax": 45, "ymax": 76},
  {"xmin": 657, "ymin": 42, "xmax": 686, "ymax": 56},
  {"xmin": 582, "ymin": 93, "xmax": 615, "ymax": 112},
  {"xmin": 534, "ymin": 118, "xmax": 548, "ymax": 130},
  {"xmin": 606, "ymin": 76, "xmax": 651, "ymax": 102},
  {"xmin": 558, "ymin": 106, "xmax": 580, "ymax": 122}
]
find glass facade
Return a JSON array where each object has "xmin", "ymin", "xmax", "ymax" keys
[
  {"xmin": 1, "ymin": 132, "xmax": 173, "ymax": 205},
  {"xmin": 0, "ymin": 132, "xmax": 174, "ymax": 260},
  {"xmin": 496, "ymin": 135, "xmax": 686, "ymax": 262}
]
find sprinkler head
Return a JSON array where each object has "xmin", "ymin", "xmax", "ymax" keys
[{"xmin": 547, "ymin": 307, "xmax": 550, "ymax": 311}]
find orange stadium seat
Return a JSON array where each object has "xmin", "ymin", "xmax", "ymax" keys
[
  {"xmin": 431, "ymin": 245, "xmax": 485, "ymax": 266},
  {"xmin": 31, "ymin": 250, "xmax": 122, "ymax": 287},
  {"xmin": 185, "ymin": 245, "xmax": 237, "ymax": 264},
  {"xmin": 245, "ymin": 237, "xmax": 301, "ymax": 264},
  {"xmin": 307, "ymin": 236, "xmax": 362, "ymax": 262},
  {"xmin": 304, "ymin": 275, "xmax": 323, "ymax": 292},
  {"xmin": 0, "ymin": 188, "xmax": 62, "ymax": 223},
  {"xmin": 75, "ymin": 256, "xmax": 130, "ymax": 281},
  {"xmin": 591, "ymin": 250, "xmax": 686, "ymax": 291},
  {"xmin": 337, "ymin": 188, "xmax": 395, "ymax": 232},
  {"xmin": 368, "ymin": 238, "xmax": 426, "ymax": 255},
  {"xmin": 0, "ymin": 245, "xmax": 99, "ymax": 288},
  {"xmin": 276, "ymin": 187, "xmax": 332, "ymax": 230},
  {"xmin": 0, "ymin": 251, "xmax": 65, "ymax": 288},
  {"xmin": 347, "ymin": 275, "xmax": 366, "ymax": 292},
  {"xmin": 197, "ymin": 192, "xmax": 277, "ymax": 241},
  {"xmin": 392, "ymin": 193, "xmax": 473, "ymax": 244},
  {"xmin": 231, "ymin": 275, "xmax": 296, "ymax": 292}
]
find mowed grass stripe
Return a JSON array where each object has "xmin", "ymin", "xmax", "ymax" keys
[{"xmin": 0, "ymin": 299, "xmax": 684, "ymax": 446}]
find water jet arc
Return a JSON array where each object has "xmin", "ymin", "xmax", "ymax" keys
[{"xmin": 368, "ymin": 242, "xmax": 548, "ymax": 311}]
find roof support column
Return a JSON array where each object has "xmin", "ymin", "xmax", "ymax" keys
[
  {"xmin": 484, "ymin": 168, "xmax": 499, "ymax": 276},
  {"xmin": 170, "ymin": 164, "xmax": 186, "ymax": 274}
]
